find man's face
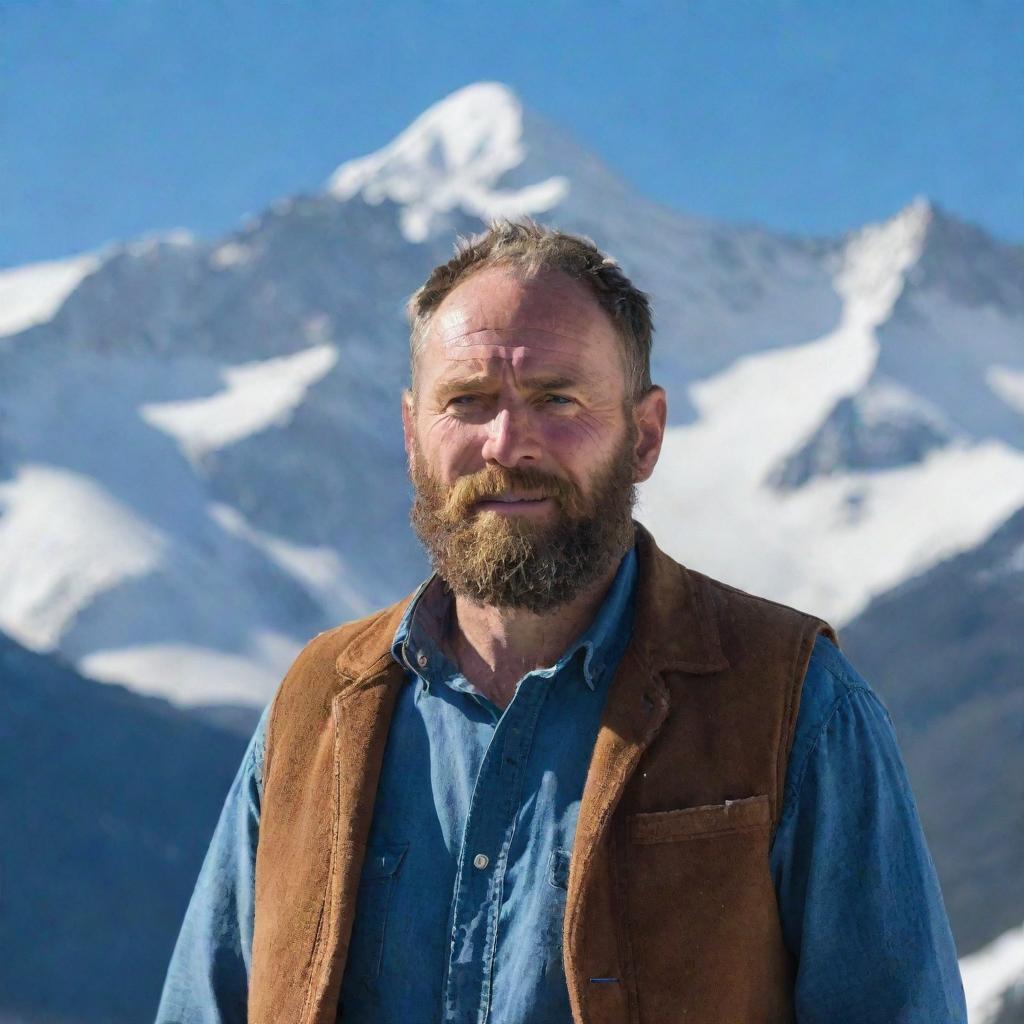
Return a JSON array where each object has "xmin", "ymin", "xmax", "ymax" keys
[{"xmin": 402, "ymin": 265, "xmax": 666, "ymax": 612}]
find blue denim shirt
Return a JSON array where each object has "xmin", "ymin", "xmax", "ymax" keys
[{"xmin": 156, "ymin": 546, "xmax": 967, "ymax": 1023}]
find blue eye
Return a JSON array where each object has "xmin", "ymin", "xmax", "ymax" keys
[{"xmin": 544, "ymin": 394, "xmax": 573, "ymax": 406}]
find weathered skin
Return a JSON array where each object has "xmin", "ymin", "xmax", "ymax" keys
[{"xmin": 401, "ymin": 265, "xmax": 667, "ymax": 706}]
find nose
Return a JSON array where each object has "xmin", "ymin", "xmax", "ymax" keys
[{"xmin": 479, "ymin": 404, "xmax": 540, "ymax": 468}]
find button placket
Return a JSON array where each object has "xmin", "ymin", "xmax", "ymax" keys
[{"xmin": 442, "ymin": 674, "xmax": 552, "ymax": 1024}]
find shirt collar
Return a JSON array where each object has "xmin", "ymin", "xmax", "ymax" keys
[{"xmin": 390, "ymin": 544, "xmax": 638, "ymax": 693}]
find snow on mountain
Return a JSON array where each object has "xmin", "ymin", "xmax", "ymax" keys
[
  {"xmin": 769, "ymin": 379, "xmax": 953, "ymax": 487},
  {"xmin": 963, "ymin": 922, "xmax": 1024, "ymax": 1024},
  {"xmin": 0, "ymin": 202, "xmax": 442, "ymax": 705},
  {"xmin": 78, "ymin": 629, "xmax": 300, "ymax": 706},
  {"xmin": 326, "ymin": 82, "xmax": 844, "ymax": 392},
  {"xmin": 769, "ymin": 200, "xmax": 1024, "ymax": 489},
  {"xmin": 640, "ymin": 201, "xmax": 1024, "ymax": 622},
  {"xmin": 988, "ymin": 365, "xmax": 1024, "ymax": 416},
  {"xmin": 0, "ymin": 81, "xmax": 1021, "ymax": 706},
  {"xmin": 0, "ymin": 251, "xmax": 101, "ymax": 337},
  {"xmin": 0, "ymin": 463, "xmax": 166, "ymax": 648},
  {"xmin": 139, "ymin": 342, "xmax": 339, "ymax": 464},
  {"xmin": 327, "ymin": 82, "xmax": 569, "ymax": 242}
]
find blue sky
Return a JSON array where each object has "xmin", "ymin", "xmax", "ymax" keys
[{"xmin": 4, "ymin": 0, "xmax": 1022, "ymax": 268}]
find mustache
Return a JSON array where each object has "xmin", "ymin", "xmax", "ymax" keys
[{"xmin": 445, "ymin": 465, "xmax": 581, "ymax": 519}]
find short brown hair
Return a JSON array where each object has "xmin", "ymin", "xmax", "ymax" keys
[{"xmin": 407, "ymin": 220, "xmax": 654, "ymax": 400}]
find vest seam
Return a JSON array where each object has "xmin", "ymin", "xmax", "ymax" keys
[
  {"xmin": 633, "ymin": 820, "xmax": 771, "ymax": 844},
  {"xmin": 773, "ymin": 624, "xmax": 820, "ymax": 833}
]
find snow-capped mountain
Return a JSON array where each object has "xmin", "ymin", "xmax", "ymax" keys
[{"xmin": 1, "ymin": 81, "xmax": 1021, "ymax": 710}]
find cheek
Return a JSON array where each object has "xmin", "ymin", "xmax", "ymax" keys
[
  {"xmin": 420, "ymin": 416, "xmax": 484, "ymax": 475},
  {"xmin": 540, "ymin": 410, "xmax": 610, "ymax": 454},
  {"xmin": 423, "ymin": 415, "xmax": 475, "ymax": 447}
]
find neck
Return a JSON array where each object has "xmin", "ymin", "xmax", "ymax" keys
[{"xmin": 446, "ymin": 559, "xmax": 622, "ymax": 710}]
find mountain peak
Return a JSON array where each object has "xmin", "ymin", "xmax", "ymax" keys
[
  {"xmin": 324, "ymin": 81, "xmax": 568, "ymax": 243},
  {"xmin": 893, "ymin": 194, "xmax": 935, "ymax": 231},
  {"xmin": 889, "ymin": 196, "xmax": 1024, "ymax": 311}
]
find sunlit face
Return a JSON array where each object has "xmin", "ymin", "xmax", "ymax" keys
[{"xmin": 403, "ymin": 265, "xmax": 666, "ymax": 610}]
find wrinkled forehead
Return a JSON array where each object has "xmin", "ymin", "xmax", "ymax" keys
[{"xmin": 419, "ymin": 267, "xmax": 623, "ymax": 384}]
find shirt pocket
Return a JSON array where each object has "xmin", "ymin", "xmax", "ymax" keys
[{"xmin": 343, "ymin": 842, "xmax": 409, "ymax": 986}]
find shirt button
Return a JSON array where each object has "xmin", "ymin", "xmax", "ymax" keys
[
  {"xmin": 472, "ymin": 853, "xmax": 489, "ymax": 870},
  {"xmin": 417, "ymin": 651, "xmax": 428, "ymax": 669}
]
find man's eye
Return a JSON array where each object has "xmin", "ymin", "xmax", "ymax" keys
[
  {"xmin": 543, "ymin": 394, "xmax": 573, "ymax": 406},
  {"xmin": 448, "ymin": 395, "xmax": 478, "ymax": 407}
]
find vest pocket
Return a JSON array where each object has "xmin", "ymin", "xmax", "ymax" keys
[
  {"xmin": 344, "ymin": 842, "xmax": 408, "ymax": 985},
  {"xmin": 628, "ymin": 793, "xmax": 770, "ymax": 844},
  {"xmin": 624, "ymin": 795, "xmax": 783, "ymax": 1020}
]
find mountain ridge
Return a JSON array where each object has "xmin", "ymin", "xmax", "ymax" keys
[{"xmin": 0, "ymin": 80, "xmax": 1020, "ymax": 706}]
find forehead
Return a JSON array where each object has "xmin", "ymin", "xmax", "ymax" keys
[{"xmin": 419, "ymin": 266, "xmax": 624, "ymax": 386}]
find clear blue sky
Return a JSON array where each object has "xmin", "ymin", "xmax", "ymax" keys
[{"xmin": 4, "ymin": 0, "xmax": 1022, "ymax": 268}]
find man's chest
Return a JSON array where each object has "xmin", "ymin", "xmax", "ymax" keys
[{"xmin": 338, "ymin": 669, "xmax": 609, "ymax": 1023}]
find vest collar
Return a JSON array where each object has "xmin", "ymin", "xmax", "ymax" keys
[
  {"xmin": 630, "ymin": 522, "xmax": 730, "ymax": 676},
  {"xmin": 332, "ymin": 520, "xmax": 728, "ymax": 689}
]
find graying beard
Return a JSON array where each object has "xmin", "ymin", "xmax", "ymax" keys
[{"xmin": 413, "ymin": 493, "xmax": 636, "ymax": 614}]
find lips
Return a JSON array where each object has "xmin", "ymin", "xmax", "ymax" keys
[
  {"xmin": 481, "ymin": 494, "xmax": 549, "ymax": 503},
  {"xmin": 477, "ymin": 489, "xmax": 552, "ymax": 501},
  {"xmin": 473, "ymin": 493, "xmax": 555, "ymax": 512}
]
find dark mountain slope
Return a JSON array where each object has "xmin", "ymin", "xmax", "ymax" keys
[
  {"xmin": 841, "ymin": 506, "xmax": 1024, "ymax": 955},
  {"xmin": 0, "ymin": 633, "xmax": 253, "ymax": 1023}
]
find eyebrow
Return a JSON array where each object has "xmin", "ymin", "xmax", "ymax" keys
[{"xmin": 433, "ymin": 374, "xmax": 582, "ymax": 402}]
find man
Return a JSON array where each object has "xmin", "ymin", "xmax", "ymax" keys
[{"xmin": 157, "ymin": 222, "xmax": 967, "ymax": 1023}]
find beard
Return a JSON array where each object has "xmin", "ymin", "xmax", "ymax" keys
[{"xmin": 409, "ymin": 423, "xmax": 638, "ymax": 614}]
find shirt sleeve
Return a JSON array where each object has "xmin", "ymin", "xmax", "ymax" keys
[
  {"xmin": 155, "ymin": 703, "xmax": 270, "ymax": 1024},
  {"xmin": 769, "ymin": 636, "xmax": 968, "ymax": 1023}
]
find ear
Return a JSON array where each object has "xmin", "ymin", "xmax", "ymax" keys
[
  {"xmin": 401, "ymin": 389, "xmax": 416, "ymax": 467},
  {"xmin": 631, "ymin": 385, "xmax": 667, "ymax": 483}
]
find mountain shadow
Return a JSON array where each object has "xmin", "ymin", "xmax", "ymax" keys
[{"xmin": 0, "ymin": 632, "xmax": 253, "ymax": 1024}]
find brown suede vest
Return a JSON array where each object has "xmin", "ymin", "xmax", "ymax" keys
[{"xmin": 250, "ymin": 524, "xmax": 837, "ymax": 1024}]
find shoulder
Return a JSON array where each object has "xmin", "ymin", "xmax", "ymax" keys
[
  {"xmin": 298, "ymin": 601, "xmax": 406, "ymax": 669},
  {"xmin": 784, "ymin": 634, "xmax": 898, "ymax": 804},
  {"xmin": 688, "ymin": 566, "xmax": 838, "ymax": 671},
  {"xmin": 263, "ymin": 595, "xmax": 416, "ymax": 761},
  {"xmin": 276, "ymin": 598, "xmax": 412, "ymax": 699},
  {"xmin": 708, "ymin": 574, "xmax": 837, "ymax": 650},
  {"xmin": 798, "ymin": 633, "xmax": 891, "ymax": 730}
]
